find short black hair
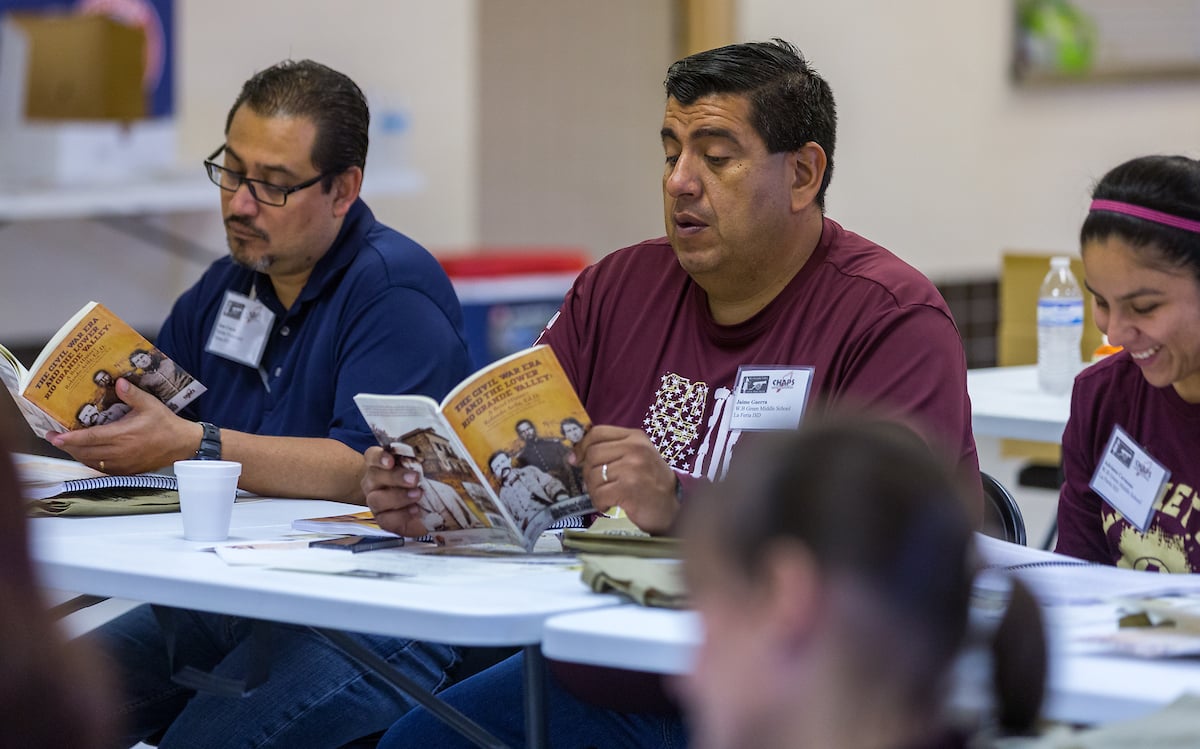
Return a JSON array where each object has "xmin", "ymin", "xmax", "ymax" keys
[
  {"xmin": 665, "ymin": 39, "xmax": 837, "ymax": 208},
  {"xmin": 226, "ymin": 59, "xmax": 370, "ymax": 191}
]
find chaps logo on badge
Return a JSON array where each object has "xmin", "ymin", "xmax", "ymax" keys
[
  {"xmin": 771, "ymin": 375, "xmax": 796, "ymax": 393},
  {"xmin": 1134, "ymin": 459, "xmax": 1153, "ymax": 481},
  {"xmin": 741, "ymin": 375, "xmax": 769, "ymax": 394},
  {"xmin": 223, "ymin": 300, "xmax": 246, "ymax": 320}
]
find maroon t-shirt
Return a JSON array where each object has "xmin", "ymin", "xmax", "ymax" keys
[
  {"xmin": 541, "ymin": 218, "xmax": 980, "ymax": 504},
  {"xmin": 1057, "ymin": 352, "xmax": 1200, "ymax": 572},
  {"xmin": 539, "ymin": 219, "xmax": 980, "ymax": 714}
]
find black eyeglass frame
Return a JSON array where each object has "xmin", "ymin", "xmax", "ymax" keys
[{"xmin": 203, "ymin": 144, "xmax": 333, "ymax": 207}]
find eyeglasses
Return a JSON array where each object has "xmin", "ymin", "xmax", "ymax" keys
[{"xmin": 203, "ymin": 145, "xmax": 330, "ymax": 207}]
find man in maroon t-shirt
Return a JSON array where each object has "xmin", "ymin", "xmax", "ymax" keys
[{"xmin": 361, "ymin": 39, "xmax": 980, "ymax": 749}]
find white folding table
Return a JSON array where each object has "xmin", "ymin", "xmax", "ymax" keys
[
  {"xmin": 30, "ymin": 498, "xmax": 620, "ymax": 749},
  {"xmin": 967, "ymin": 365, "xmax": 1071, "ymax": 444}
]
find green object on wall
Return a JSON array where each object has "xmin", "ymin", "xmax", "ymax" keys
[{"xmin": 1018, "ymin": 0, "xmax": 1097, "ymax": 75}]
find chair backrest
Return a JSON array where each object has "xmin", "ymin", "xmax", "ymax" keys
[{"xmin": 981, "ymin": 472, "xmax": 1027, "ymax": 546}]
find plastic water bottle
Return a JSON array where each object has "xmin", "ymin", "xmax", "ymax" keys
[{"xmin": 1037, "ymin": 256, "xmax": 1084, "ymax": 395}]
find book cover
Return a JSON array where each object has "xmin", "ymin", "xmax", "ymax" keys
[
  {"xmin": 0, "ymin": 301, "xmax": 206, "ymax": 438},
  {"xmin": 352, "ymin": 345, "xmax": 594, "ymax": 552}
]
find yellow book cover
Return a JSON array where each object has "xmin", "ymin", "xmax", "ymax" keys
[
  {"xmin": 0, "ymin": 301, "xmax": 206, "ymax": 439},
  {"xmin": 351, "ymin": 345, "xmax": 592, "ymax": 552}
]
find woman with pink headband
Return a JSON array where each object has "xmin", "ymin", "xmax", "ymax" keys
[{"xmin": 1056, "ymin": 155, "xmax": 1200, "ymax": 571}]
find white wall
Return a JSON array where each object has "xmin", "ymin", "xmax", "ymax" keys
[
  {"xmin": 739, "ymin": 0, "xmax": 1200, "ymax": 281},
  {"xmin": 476, "ymin": 0, "xmax": 671, "ymax": 258}
]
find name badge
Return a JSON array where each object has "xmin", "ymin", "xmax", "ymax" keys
[
  {"xmin": 205, "ymin": 290, "xmax": 275, "ymax": 368},
  {"xmin": 1089, "ymin": 425, "xmax": 1170, "ymax": 534},
  {"xmin": 728, "ymin": 365, "xmax": 814, "ymax": 431}
]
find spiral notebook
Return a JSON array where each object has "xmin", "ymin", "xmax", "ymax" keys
[{"xmin": 14, "ymin": 453, "xmax": 177, "ymax": 500}]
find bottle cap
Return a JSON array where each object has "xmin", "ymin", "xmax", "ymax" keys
[
  {"xmin": 1051, "ymin": 256, "xmax": 1071, "ymax": 267},
  {"xmin": 1092, "ymin": 334, "xmax": 1123, "ymax": 361}
]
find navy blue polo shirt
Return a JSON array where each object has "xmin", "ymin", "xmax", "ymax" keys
[{"xmin": 157, "ymin": 199, "xmax": 471, "ymax": 453}]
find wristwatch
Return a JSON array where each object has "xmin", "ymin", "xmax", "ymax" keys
[{"xmin": 195, "ymin": 422, "xmax": 222, "ymax": 461}]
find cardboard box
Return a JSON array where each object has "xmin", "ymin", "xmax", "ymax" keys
[
  {"xmin": 0, "ymin": 15, "xmax": 174, "ymax": 185},
  {"xmin": 7, "ymin": 12, "xmax": 145, "ymax": 121}
]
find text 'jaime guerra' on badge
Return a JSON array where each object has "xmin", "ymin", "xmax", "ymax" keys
[{"xmin": 729, "ymin": 366, "xmax": 814, "ymax": 432}]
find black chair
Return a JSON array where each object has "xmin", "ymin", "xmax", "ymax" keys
[
  {"xmin": 981, "ymin": 472, "xmax": 1026, "ymax": 546},
  {"xmin": 1019, "ymin": 462, "xmax": 1065, "ymax": 550}
]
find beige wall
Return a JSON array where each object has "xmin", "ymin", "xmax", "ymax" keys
[
  {"xmin": 739, "ymin": 0, "xmax": 1200, "ymax": 280},
  {"xmin": 476, "ymin": 0, "xmax": 672, "ymax": 258},
  {"xmin": 176, "ymin": 0, "xmax": 478, "ymax": 250}
]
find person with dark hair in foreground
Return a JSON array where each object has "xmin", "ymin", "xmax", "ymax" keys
[
  {"xmin": 1057, "ymin": 155, "xmax": 1200, "ymax": 571},
  {"xmin": 681, "ymin": 417, "xmax": 1045, "ymax": 749},
  {"xmin": 366, "ymin": 39, "xmax": 981, "ymax": 748},
  {"xmin": 0, "ymin": 416, "xmax": 118, "ymax": 747}
]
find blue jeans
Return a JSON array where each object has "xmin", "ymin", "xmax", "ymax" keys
[
  {"xmin": 91, "ymin": 604, "xmax": 460, "ymax": 749},
  {"xmin": 378, "ymin": 652, "xmax": 687, "ymax": 749}
]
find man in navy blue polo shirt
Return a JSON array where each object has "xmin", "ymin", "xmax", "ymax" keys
[
  {"xmin": 61, "ymin": 60, "xmax": 473, "ymax": 748},
  {"xmin": 51, "ymin": 64, "xmax": 469, "ymax": 503}
]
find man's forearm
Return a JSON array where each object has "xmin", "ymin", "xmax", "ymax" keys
[{"xmin": 219, "ymin": 431, "xmax": 367, "ymax": 503}]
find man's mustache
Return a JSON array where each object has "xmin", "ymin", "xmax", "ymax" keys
[{"xmin": 225, "ymin": 215, "xmax": 269, "ymax": 240}]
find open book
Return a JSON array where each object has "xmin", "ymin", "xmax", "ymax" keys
[
  {"xmin": 351, "ymin": 345, "xmax": 593, "ymax": 552},
  {"xmin": 0, "ymin": 301, "xmax": 205, "ymax": 440}
]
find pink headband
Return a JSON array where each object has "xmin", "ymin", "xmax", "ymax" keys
[{"xmin": 1090, "ymin": 199, "xmax": 1200, "ymax": 234}]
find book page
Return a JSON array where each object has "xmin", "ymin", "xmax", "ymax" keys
[
  {"xmin": 13, "ymin": 453, "xmax": 102, "ymax": 485},
  {"xmin": 974, "ymin": 533, "xmax": 1200, "ymax": 604},
  {"xmin": 0, "ymin": 343, "xmax": 26, "ymax": 390},
  {"xmin": 353, "ymin": 393, "xmax": 520, "ymax": 547},
  {"xmin": 22, "ymin": 301, "xmax": 206, "ymax": 431},
  {"xmin": 291, "ymin": 510, "xmax": 399, "ymax": 538},
  {"xmin": 0, "ymin": 346, "xmax": 61, "ymax": 437},
  {"xmin": 438, "ymin": 345, "xmax": 595, "ymax": 550}
]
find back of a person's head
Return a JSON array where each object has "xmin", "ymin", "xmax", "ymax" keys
[
  {"xmin": 1083, "ymin": 154, "xmax": 1200, "ymax": 278},
  {"xmin": 685, "ymin": 415, "xmax": 1045, "ymax": 736},
  {"xmin": 699, "ymin": 418, "xmax": 972, "ymax": 685},
  {"xmin": 0, "ymin": 435, "xmax": 118, "ymax": 747},
  {"xmin": 226, "ymin": 58, "xmax": 370, "ymax": 184},
  {"xmin": 663, "ymin": 38, "xmax": 837, "ymax": 206}
]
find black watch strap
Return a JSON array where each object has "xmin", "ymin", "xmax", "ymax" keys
[{"xmin": 196, "ymin": 422, "xmax": 222, "ymax": 461}]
